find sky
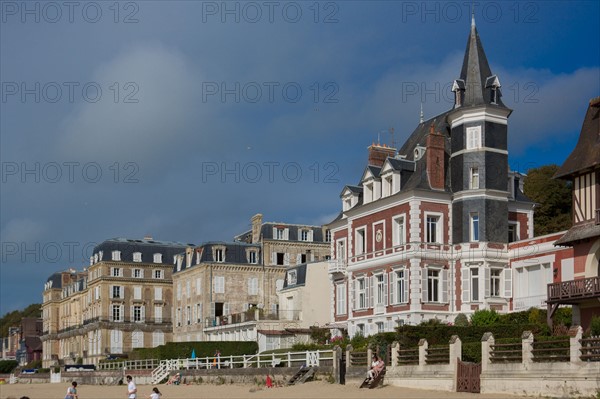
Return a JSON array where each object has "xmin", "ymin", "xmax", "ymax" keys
[{"xmin": 1, "ymin": 0, "xmax": 599, "ymax": 315}]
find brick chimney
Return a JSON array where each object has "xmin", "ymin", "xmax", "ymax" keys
[
  {"xmin": 426, "ymin": 124, "xmax": 445, "ymax": 190},
  {"xmin": 251, "ymin": 213, "xmax": 263, "ymax": 243},
  {"xmin": 368, "ymin": 143, "xmax": 396, "ymax": 167}
]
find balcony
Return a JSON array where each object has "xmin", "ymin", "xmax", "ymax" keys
[
  {"xmin": 547, "ymin": 276, "xmax": 600, "ymax": 304},
  {"xmin": 513, "ymin": 294, "xmax": 547, "ymax": 311},
  {"xmin": 328, "ymin": 259, "xmax": 347, "ymax": 274},
  {"xmin": 203, "ymin": 309, "xmax": 301, "ymax": 330}
]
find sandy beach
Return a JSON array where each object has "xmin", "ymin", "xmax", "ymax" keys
[{"xmin": 0, "ymin": 381, "xmax": 529, "ymax": 399}]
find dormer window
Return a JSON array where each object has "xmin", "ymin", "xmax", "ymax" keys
[
  {"xmin": 274, "ymin": 227, "xmax": 288, "ymax": 240},
  {"xmin": 133, "ymin": 252, "xmax": 142, "ymax": 262},
  {"xmin": 486, "ymin": 75, "xmax": 501, "ymax": 105},
  {"xmin": 299, "ymin": 229, "xmax": 313, "ymax": 242},
  {"xmin": 153, "ymin": 253, "xmax": 162, "ymax": 263},
  {"xmin": 364, "ymin": 182, "xmax": 373, "ymax": 203},
  {"xmin": 112, "ymin": 251, "xmax": 121, "ymax": 261},
  {"xmin": 249, "ymin": 251, "xmax": 257, "ymax": 264},
  {"xmin": 212, "ymin": 245, "xmax": 226, "ymax": 263},
  {"xmin": 287, "ymin": 270, "xmax": 297, "ymax": 286},
  {"xmin": 325, "ymin": 230, "xmax": 331, "ymax": 242},
  {"xmin": 452, "ymin": 79, "xmax": 465, "ymax": 108}
]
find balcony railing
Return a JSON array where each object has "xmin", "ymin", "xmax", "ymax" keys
[
  {"xmin": 57, "ymin": 318, "xmax": 172, "ymax": 333},
  {"xmin": 513, "ymin": 294, "xmax": 547, "ymax": 311},
  {"xmin": 202, "ymin": 309, "xmax": 301, "ymax": 330},
  {"xmin": 328, "ymin": 259, "xmax": 347, "ymax": 274},
  {"xmin": 547, "ymin": 276, "xmax": 600, "ymax": 304}
]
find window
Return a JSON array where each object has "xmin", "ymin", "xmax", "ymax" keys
[
  {"xmin": 112, "ymin": 286, "xmax": 121, "ymax": 298},
  {"xmin": 186, "ymin": 306, "xmax": 191, "ymax": 325},
  {"xmin": 177, "ymin": 283, "xmax": 182, "ymax": 300},
  {"xmin": 153, "ymin": 253, "xmax": 162, "ymax": 263},
  {"xmin": 152, "ymin": 331, "xmax": 164, "ymax": 346},
  {"xmin": 248, "ymin": 251, "xmax": 257, "ymax": 264},
  {"xmin": 133, "ymin": 252, "xmax": 142, "ymax": 262},
  {"xmin": 392, "ymin": 216, "xmax": 405, "ymax": 246},
  {"xmin": 248, "ymin": 277, "xmax": 259, "ymax": 295},
  {"xmin": 154, "ymin": 306, "xmax": 162, "ymax": 323},
  {"xmin": 287, "ymin": 270, "xmax": 297, "ymax": 286},
  {"xmin": 490, "ymin": 269, "xmax": 502, "ymax": 297},
  {"xmin": 133, "ymin": 286, "xmax": 142, "ymax": 300},
  {"xmin": 275, "ymin": 228, "xmax": 286, "ymax": 240},
  {"xmin": 508, "ymin": 223, "xmax": 518, "ymax": 243},
  {"xmin": 301, "ymin": 254, "xmax": 307, "ymax": 264},
  {"xmin": 195, "ymin": 278, "xmax": 202, "ymax": 294},
  {"xmin": 376, "ymin": 322, "xmax": 385, "ymax": 333},
  {"xmin": 335, "ymin": 283, "xmax": 347, "ymax": 315},
  {"xmin": 215, "ymin": 249, "xmax": 224, "ymax": 262},
  {"xmin": 426, "ymin": 215, "xmax": 441, "ymax": 243},
  {"xmin": 154, "ymin": 269, "xmax": 163, "ymax": 279},
  {"xmin": 112, "ymin": 251, "xmax": 121, "ymax": 261},
  {"xmin": 275, "ymin": 279, "xmax": 284, "ymax": 291},
  {"xmin": 176, "ymin": 308, "xmax": 181, "ymax": 327},
  {"xmin": 383, "ymin": 175, "xmax": 393, "ymax": 197},
  {"xmin": 196, "ymin": 303, "xmax": 202, "ymax": 323},
  {"xmin": 427, "ymin": 269, "xmax": 440, "ymax": 302},
  {"xmin": 186, "ymin": 281, "xmax": 191, "ymax": 297},
  {"xmin": 110, "ymin": 329, "xmax": 123, "ymax": 353},
  {"xmin": 213, "ymin": 276, "xmax": 225, "ymax": 294},
  {"xmin": 132, "ymin": 330, "xmax": 144, "ymax": 348},
  {"xmin": 133, "ymin": 305, "xmax": 143, "ymax": 322},
  {"xmin": 375, "ymin": 274, "xmax": 386, "ymax": 306},
  {"xmin": 111, "ymin": 267, "xmax": 121, "ymax": 277},
  {"xmin": 355, "ymin": 228, "xmax": 366, "ymax": 255},
  {"xmin": 466, "ymin": 126, "xmax": 482, "ymax": 149},
  {"xmin": 422, "ymin": 267, "xmax": 449, "ymax": 303},
  {"xmin": 154, "ymin": 287, "xmax": 162, "ymax": 301},
  {"xmin": 470, "ymin": 167, "xmax": 479, "ymax": 189},
  {"xmin": 325, "ymin": 230, "xmax": 331, "ymax": 242},
  {"xmin": 133, "ymin": 269, "xmax": 142, "ymax": 278},
  {"xmin": 276, "ymin": 253, "xmax": 285, "ymax": 265},
  {"xmin": 336, "ymin": 240, "xmax": 346, "ymax": 260},
  {"xmin": 356, "ymin": 323, "xmax": 365, "ymax": 336},
  {"xmin": 471, "ymin": 268, "xmax": 479, "ymax": 301},
  {"xmin": 300, "ymin": 229, "xmax": 310, "ymax": 241},
  {"xmin": 470, "ymin": 214, "xmax": 479, "ymax": 242},
  {"xmin": 356, "ymin": 277, "xmax": 368, "ymax": 309},
  {"xmin": 391, "ymin": 269, "xmax": 408, "ymax": 304},
  {"xmin": 111, "ymin": 304, "xmax": 122, "ymax": 322}
]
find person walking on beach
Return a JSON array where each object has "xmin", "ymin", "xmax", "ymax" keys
[
  {"xmin": 148, "ymin": 387, "xmax": 161, "ymax": 399},
  {"xmin": 126, "ymin": 375, "xmax": 137, "ymax": 399},
  {"xmin": 65, "ymin": 381, "xmax": 78, "ymax": 399}
]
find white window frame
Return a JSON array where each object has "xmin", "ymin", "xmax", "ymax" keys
[
  {"xmin": 215, "ymin": 249, "xmax": 224, "ymax": 262},
  {"xmin": 390, "ymin": 268, "xmax": 409, "ymax": 304},
  {"xmin": 213, "ymin": 276, "xmax": 225, "ymax": 294},
  {"xmin": 111, "ymin": 251, "xmax": 121, "ymax": 261},
  {"xmin": 133, "ymin": 252, "xmax": 142, "ymax": 262},
  {"xmin": 325, "ymin": 229, "xmax": 331, "ymax": 242},
  {"xmin": 470, "ymin": 167, "xmax": 480, "ymax": 189},
  {"xmin": 508, "ymin": 222, "xmax": 519, "ymax": 242},
  {"xmin": 248, "ymin": 277, "xmax": 259, "ymax": 295},
  {"xmin": 132, "ymin": 305, "xmax": 144, "ymax": 323},
  {"xmin": 111, "ymin": 267, "xmax": 122, "ymax": 277},
  {"xmin": 471, "ymin": 267, "xmax": 480, "ymax": 302},
  {"xmin": 111, "ymin": 304, "xmax": 123, "ymax": 322},
  {"xmin": 336, "ymin": 238, "xmax": 347, "ymax": 260},
  {"xmin": 153, "ymin": 253, "xmax": 162, "ymax": 263},
  {"xmin": 489, "ymin": 268, "xmax": 502, "ymax": 297},
  {"xmin": 335, "ymin": 282, "xmax": 347, "ymax": 315},
  {"xmin": 355, "ymin": 226, "xmax": 367, "ymax": 255},
  {"xmin": 355, "ymin": 276, "xmax": 368, "ymax": 310},
  {"xmin": 154, "ymin": 287, "xmax": 162, "ymax": 301},
  {"xmin": 133, "ymin": 269, "xmax": 142, "ymax": 279},
  {"xmin": 392, "ymin": 215, "xmax": 406, "ymax": 246},
  {"xmin": 470, "ymin": 213, "xmax": 479, "ymax": 242},
  {"xmin": 466, "ymin": 126, "xmax": 482, "ymax": 150},
  {"xmin": 195, "ymin": 277, "xmax": 202, "ymax": 294},
  {"xmin": 133, "ymin": 286, "xmax": 142, "ymax": 300},
  {"xmin": 287, "ymin": 270, "xmax": 297, "ymax": 286},
  {"xmin": 425, "ymin": 212, "xmax": 443, "ymax": 244},
  {"xmin": 248, "ymin": 251, "xmax": 257, "ymax": 264},
  {"xmin": 154, "ymin": 269, "xmax": 163, "ymax": 279},
  {"xmin": 422, "ymin": 266, "xmax": 448, "ymax": 304}
]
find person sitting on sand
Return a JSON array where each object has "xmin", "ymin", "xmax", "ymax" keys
[
  {"xmin": 166, "ymin": 372, "xmax": 181, "ymax": 385},
  {"xmin": 366, "ymin": 355, "xmax": 385, "ymax": 382},
  {"xmin": 148, "ymin": 387, "xmax": 162, "ymax": 399},
  {"xmin": 65, "ymin": 381, "xmax": 78, "ymax": 399}
]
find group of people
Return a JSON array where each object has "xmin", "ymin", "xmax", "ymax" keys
[{"xmin": 61, "ymin": 376, "xmax": 162, "ymax": 399}]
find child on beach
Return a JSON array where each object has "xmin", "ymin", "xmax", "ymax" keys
[
  {"xmin": 148, "ymin": 387, "xmax": 161, "ymax": 399},
  {"xmin": 65, "ymin": 381, "xmax": 78, "ymax": 399}
]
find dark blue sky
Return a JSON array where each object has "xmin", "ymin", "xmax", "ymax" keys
[{"xmin": 1, "ymin": 1, "xmax": 599, "ymax": 315}]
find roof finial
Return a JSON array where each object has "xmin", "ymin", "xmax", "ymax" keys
[
  {"xmin": 419, "ymin": 102, "xmax": 424, "ymax": 124},
  {"xmin": 471, "ymin": 2, "xmax": 476, "ymax": 28}
]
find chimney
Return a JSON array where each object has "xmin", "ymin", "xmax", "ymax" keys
[
  {"xmin": 144, "ymin": 235, "xmax": 153, "ymax": 241},
  {"xmin": 426, "ymin": 124, "xmax": 445, "ymax": 190},
  {"xmin": 368, "ymin": 143, "xmax": 396, "ymax": 167},
  {"xmin": 251, "ymin": 213, "xmax": 263, "ymax": 244}
]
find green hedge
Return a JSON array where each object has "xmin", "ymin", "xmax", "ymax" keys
[
  {"xmin": 0, "ymin": 360, "xmax": 18, "ymax": 373},
  {"xmin": 129, "ymin": 341, "xmax": 258, "ymax": 361}
]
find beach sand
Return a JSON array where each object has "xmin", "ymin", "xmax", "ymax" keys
[{"xmin": 0, "ymin": 381, "xmax": 527, "ymax": 399}]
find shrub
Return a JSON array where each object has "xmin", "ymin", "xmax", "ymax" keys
[
  {"xmin": 470, "ymin": 310, "xmax": 500, "ymax": 326},
  {"xmin": 454, "ymin": 313, "xmax": 469, "ymax": 327},
  {"xmin": 129, "ymin": 341, "xmax": 258, "ymax": 360},
  {"xmin": 26, "ymin": 359, "xmax": 42, "ymax": 369},
  {"xmin": 590, "ymin": 315, "xmax": 600, "ymax": 337},
  {"xmin": 309, "ymin": 327, "xmax": 331, "ymax": 345},
  {"xmin": 350, "ymin": 332, "xmax": 369, "ymax": 350},
  {"xmin": 0, "ymin": 360, "xmax": 18, "ymax": 373}
]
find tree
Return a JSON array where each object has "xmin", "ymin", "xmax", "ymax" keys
[
  {"xmin": 524, "ymin": 165, "xmax": 572, "ymax": 236},
  {"xmin": 0, "ymin": 303, "xmax": 42, "ymax": 336}
]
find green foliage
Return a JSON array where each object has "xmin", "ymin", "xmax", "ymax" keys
[
  {"xmin": 0, "ymin": 360, "xmax": 18, "ymax": 373},
  {"xmin": 291, "ymin": 343, "xmax": 330, "ymax": 351},
  {"xmin": 524, "ymin": 164, "xmax": 572, "ymax": 236},
  {"xmin": 129, "ymin": 341, "xmax": 258, "ymax": 360},
  {"xmin": 350, "ymin": 331, "xmax": 369, "ymax": 350},
  {"xmin": 454, "ymin": 313, "xmax": 469, "ymax": 327},
  {"xmin": 470, "ymin": 309, "xmax": 500, "ymax": 326},
  {"xmin": 309, "ymin": 326, "xmax": 331, "ymax": 345},
  {"xmin": 26, "ymin": 359, "xmax": 42, "ymax": 369},
  {"xmin": 462, "ymin": 342, "xmax": 481, "ymax": 362},
  {"xmin": 419, "ymin": 318, "xmax": 443, "ymax": 326},
  {"xmin": 0, "ymin": 304, "xmax": 42, "ymax": 336},
  {"xmin": 590, "ymin": 315, "xmax": 600, "ymax": 336}
]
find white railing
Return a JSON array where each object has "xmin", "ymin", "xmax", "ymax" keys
[
  {"xmin": 9, "ymin": 373, "xmax": 18, "ymax": 384},
  {"xmin": 150, "ymin": 349, "xmax": 334, "ymax": 382},
  {"xmin": 50, "ymin": 371, "xmax": 61, "ymax": 383},
  {"xmin": 328, "ymin": 259, "xmax": 347, "ymax": 274},
  {"xmin": 513, "ymin": 294, "xmax": 547, "ymax": 311},
  {"xmin": 98, "ymin": 358, "xmax": 161, "ymax": 370}
]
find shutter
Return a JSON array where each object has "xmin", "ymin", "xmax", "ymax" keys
[
  {"xmin": 484, "ymin": 267, "xmax": 491, "ymax": 298},
  {"xmin": 383, "ymin": 272, "xmax": 388, "ymax": 306},
  {"xmin": 403, "ymin": 269, "xmax": 409, "ymax": 304},
  {"xmin": 284, "ymin": 253, "xmax": 290, "ymax": 266},
  {"xmin": 461, "ymin": 268, "xmax": 470, "ymax": 303},
  {"xmin": 109, "ymin": 286, "xmax": 113, "ymax": 298},
  {"xmin": 503, "ymin": 268, "xmax": 513, "ymax": 298},
  {"xmin": 130, "ymin": 306, "xmax": 134, "ymax": 321},
  {"xmin": 243, "ymin": 303, "xmax": 249, "ymax": 311},
  {"xmin": 284, "ymin": 228, "xmax": 289, "ymax": 240},
  {"xmin": 140, "ymin": 269, "xmax": 144, "ymax": 279},
  {"xmin": 121, "ymin": 286, "xmax": 124, "ymax": 299},
  {"xmin": 309, "ymin": 230, "xmax": 314, "ymax": 242},
  {"xmin": 296, "ymin": 254, "xmax": 302, "ymax": 264},
  {"xmin": 210, "ymin": 302, "xmax": 215, "ymax": 318},
  {"xmin": 141, "ymin": 306, "xmax": 145, "ymax": 322},
  {"xmin": 442, "ymin": 269, "xmax": 448, "ymax": 303},
  {"xmin": 224, "ymin": 303, "xmax": 229, "ymax": 316},
  {"xmin": 272, "ymin": 227, "xmax": 277, "ymax": 238},
  {"xmin": 212, "ymin": 277, "xmax": 216, "ymax": 293},
  {"xmin": 421, "ymin": 269, "xmax": 428, "ymax": 303},
  {"xmin": 389, "ymin": 271, "xmax": 396, "ymax": 305},
  {"xmin": 120, "ymin": 305, "xmax": 124, "ymax": 322},
  {"xmin": 368, "ymin": 276, "xmax": 373, "ymax": 308},
  {"xmin": 271, "ymin": 252, "xmax": 276, "ymax": 265}
]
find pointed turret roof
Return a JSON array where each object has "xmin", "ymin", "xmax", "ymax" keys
[{"xmin": 458, "ymin": 17, "xmax": 506, "ymax": 108}]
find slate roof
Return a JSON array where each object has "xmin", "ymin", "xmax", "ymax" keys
[
  {"xmin": 280, "ymin": 263, "xmax": 307, "ymax": 290},
  {"xmin": 260, "ymin": 223, "xmax": 325, "ymax": 242},
  {"xmin": 554, "ymin": 97, "xmax": 600, "ymax": 179},
  {"xmin": 93, "ymin": 238, "xmax": 190, "ymax": 264},
  {"xmin": 173, "ymin": 242, "xmax": 264, "ymax": 273},
  {"xmin": 459, "ymin": 19, "xmax": 507, "ymax": 108},
  {"xmin": 46, "ymin": 272, "xmax": 64, "ymax": 288}
]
